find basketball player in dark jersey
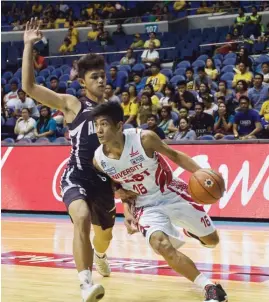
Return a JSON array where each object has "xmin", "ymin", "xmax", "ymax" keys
[{"xmin": 22, "ymin": 19, "xmax": 136, "ymax": 302}]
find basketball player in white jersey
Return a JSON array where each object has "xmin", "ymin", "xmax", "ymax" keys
[
  {"xmin": 22, "ymin": 19, "xmax": 136, "ymax": 302},
  {"xmin": 92, "ymin": 102, "xmax": 228, "ymax": 302}
]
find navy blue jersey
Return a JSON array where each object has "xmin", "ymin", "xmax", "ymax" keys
[{"xmin": 67, "ymin": 97, "xmax": 100, "ymax": 170}]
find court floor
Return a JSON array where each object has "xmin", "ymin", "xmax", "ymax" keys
[{"xmin": 1, "ymin": 213, "xmax": 269, "ymax": 302}]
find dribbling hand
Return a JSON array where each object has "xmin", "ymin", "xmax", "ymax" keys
[{"xmin": 24, "ymin": 18, "xmax": 43, "ymax": 45}]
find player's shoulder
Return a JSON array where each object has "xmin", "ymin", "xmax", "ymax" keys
[{"xmin": 123, "ymin": 127, "xmax": 139, "ymax": 136}]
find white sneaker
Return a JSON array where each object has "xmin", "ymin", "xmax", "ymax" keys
[
  {"xmin": 81, "ymin": 284, "xmax": 105, "ymax": 302},
  {"xmin": 94, "ymin": 252, "xmax": 111, "ymax": 277}
]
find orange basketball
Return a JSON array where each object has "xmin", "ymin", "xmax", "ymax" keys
[{"xmin": 188, "ymin": 169, "xmax": 225, "ymax": 205}]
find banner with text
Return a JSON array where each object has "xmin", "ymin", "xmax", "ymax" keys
[{"xmin": 1, "ymin": 145, "xmax": 269, "ymax": 218}]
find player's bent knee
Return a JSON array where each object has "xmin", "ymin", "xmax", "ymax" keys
[
  {"xmin": 68, "ymin": 199, "xmax": 91, "ymax": 230},
  {"xmin": 149, "ymin": 231, "xmax": 176, "ymax": 261},
  {"xmin": 93, "ymin": 225, "xmax": 113, "ymax": 242},
  {"xmin": 200, "ymin": 230, "xmax": 220, "ymax": 247}
]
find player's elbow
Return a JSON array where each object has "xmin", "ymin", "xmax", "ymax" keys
[{"xmin": 22, "ymin": 82, "xmax": 34, "ymax": 94}]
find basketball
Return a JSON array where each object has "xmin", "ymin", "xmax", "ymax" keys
[{"xmin": 188, "ymin": 169, "xmax": 225, "ymax": 205}]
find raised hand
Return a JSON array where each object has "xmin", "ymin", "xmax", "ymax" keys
[{"xmin": 24, "ymin": 18, "xmax": 42, "ymax": 45}]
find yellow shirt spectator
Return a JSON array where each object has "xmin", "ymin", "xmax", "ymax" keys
[
  {"xmin": 103, "ymin": 5, "xmax": 116, "ymax": 13},
  {"xmin": 144, "ymin": 39, "xmax": 160, "ymax": 48},
  {"xmin": 205, "ymin": 68, "xmax": 219, "ymax": 80},
  {"xmin": 260, "ymin": 100, "xmax": 269, "ymax": 122},
  {"xmin": 232, "ymin": 71, "xmax": 253, "ymax": 86},
  {"xmin": 88, "ymin": 29, "xmax": 99, "ymax": 40},
  {"xmin": 59, "ymin": 39, "xmax": 74, "ymax": 54},
  {"xmin": 55, "ymin": 18, "xmax": 66, "ymax": 29},
  {"xmin": 146, "ymin": 73, "xmax": 167, "ymax": 92},
  {"xmin": 68, "ymin": 28, "xmax": 79, "ymax": 46},
  {"xmin": 32, "ymin": 3, "xmax": 42, "ymax": 13},
  {"xmin": 173, "ymin": 1, "xmax": 186, "ymax": 11},
  {"xmin": 121, "ymin": 101, "xmax": 138, "ymax": 117},
  {"xmin": 151, "ymin": 95, "xmax": 160, "ymax": 107}
]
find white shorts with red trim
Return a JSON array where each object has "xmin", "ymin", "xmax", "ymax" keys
[{"xmin": 134, "ymin": 198, "xmax": 216, "ymax": 251}]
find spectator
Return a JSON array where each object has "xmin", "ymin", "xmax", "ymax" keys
[
  {"xmin": 60, "ymin": 2, "xmax": 69, "ymax": 14},
  {"xmin": 260, "ymin": 100, "xmax": 269, "ymax": 133},
  {"xmin": 50, "ymin": 76, "xmax": 66, "ymax": 93},
  {"xmin": 14, "ymin": 108, "xmax": 36, "ymax": 141},
  {"xmin": 113, "ymin": 24, "xmax": 125, "ymax": 36},
  {"xmin": 158, "ymin": 106, "xmax": 177, "ymax": 137},
  {"xmin": 120, "ymin": 48, "xmax": 136, "ymax": 66},
  {"xmin": 98, "ymin": 30, "xmax": 113, "ymax": 46},
  {"xmin": 85, "ymin": 3, "xmax": 94, "ymax": 18},
  {"xmin": 232, "ymin": 27, "xmax": 240, "ymax": 40},
  {"xmin": 87, "ymin": 23, "xmax": 99, "ymax": 40},
  {"xmin": 59, "ymin": 37, "xmax": 74, "ymax": 54},
  {"xmin": 107, "ymin": 66, "xmax": 125, "ymax": 95},
  {"xmin": 4, "ymin": 80, "xmax": 18, "ymax": 104},
  {"xmin": 173, "ymin": 80, "xmax": 196, "ymax": 112},
  {"xmin": 137, "ymin": 92, "xmax": 158, "ymax": 126},
  {"xmin": 189, "ymin": 103, "xmax": 214, "ymax": 137},
  {"xmin": 235, "ymin": 47, "xmax": 252, "ymax": 70},
  {"xmin": 247, "ymin": 6, "xmax": 262, "ymax": 37},
  {"xmin": 133, "ymin": 74, "xmax": 145, "ymax": 93},
  {"xmin": 15, "ymin": 89, "xmax": 40, "ymax": 120},
  {"xmin": 234, "ymin": 7, "xmax": 247, "ymax": 33},
  {"xmin": 68, "ymin": 26, "xmax": 79, "ymax": 46},
  {"xmin": 79, "ymin": 88, "xmax": 87, "ymax": 97},
  {"xmin": 205, "ymin": 58, "xmax": 219, "ymax": 81},
  {"xmin": 141, "ymin": 41, "xmax": 159, "ymax": 67},
  {"xmin": 121, "ymin": 90, "xmax": 138, "ymax": 126},
  {"xmin": 33, "ymin": 48, "xmax": 47, "ymax": 71},
  {"xmin": 102, "ymin": 2, "xmax": 116, "ymax": 18},
  {"xmin": 194, "ymin": 67, "xmax": 212, "ymax": 90},
  {"xmin": 233, "ymin": 96, "xmax": 262, "ymax": 139},
  {"xmin": 197, "ymin": 83, "xmax": 213, "ymax": 103},
  {"xmin": 202, "ymin": 96, "xmax": 218, "ymax": 116},
  {"xmin": 232, "ymin": 62, "xmax": 253, "ymax": 87},
  {"xmin": 159, "ymin": 84, "xmax": 176, "ymax": 107},
  {"xmin": 142, "ymin": 114, "xmax": 165, "ymax": 139},
  {"xmin": 32, "ymin": 1, "xmax": 42, "ymax": 16},
  {"xmin": 13, "ymin": 20, "xmax": 24, "ymax": 31},
  {"xmin": 214, "ymin": 80, "xmax": 235, "ymax": 103},
  {"xmin": 161, "ymin": 6, "xmax": 173, "ymax": 21},
  {"xmin": 179, "ymin": 107, "xmax": 189, "ymax": 120},
  {"xmin": 261, "ymin": 62, "xmax": 269, "ymax": 84},
  {"xmin": 197, "ymin": 1, "xmax": 214, "ymax": 14},
  {"xmin": 104, "ymin": 84, "xmax": 121, "ymax": 103},
  {"xmin": 248, "ymin": 74, "xmax": 269, "ymax": 110},
  {"xmin": 144, "ymin": 32, "xmax": 161, "ymax": 48},
  {"xmin": 34, "ymin": 106, "xmax": 57, "ymax": 142},
  {"xmin": 130, "ymin": 34, "xmax": 144, "ymax": 49},
  {"xmin": 55, "ymin": 12, "xmax": 66, "ymax": 29},
  {"xmin": 173, "ymin": 1, "xmax": 186, "ymax": 11},
  {"xmin": 185, "ymin": 67, "xmax": 195, "ymax": 90},
  {"xmin": 128, "ymin": 84, "xmax": 138, "ymax": 104},
  {"xmin": 173, "ymin": 117, "xmax": 197, "ymax": 141},
  {"xmin": 215, "ymin": 33, "xmax": 236, "ymax": 55},
  {"xmin": 70, "ymin": 60, "xmax": 78, "ymax": 81},
  {"xmin": 146, "ymin": 63, "xmax": 166, "ymax": 92},
  {"xmin": 235, "ymin": 80, "xmax": 248, "ymax": 100},
  {"xmin": 144, "ymin": 84, "xmax": 160, "ymax": 107},
  {"xmin": 214, "ymin": 102, "xmax": 234, "ymax": 139}
]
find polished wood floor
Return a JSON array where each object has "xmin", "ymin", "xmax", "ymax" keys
[{"xmin": 2, "ymin": 214, "xmax": 269, "ymax": 302}]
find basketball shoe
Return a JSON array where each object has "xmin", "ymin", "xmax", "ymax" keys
[
  {"xmin": 204, "ymin": 284, "xmax": 228, "ymax": 302},
  {"xmin": 94, "ymin": 252, "xmax": 111, "ymax": 277},
  {"xmin": 81, "ymin": 283, "xmax": 105, "ymax": 302}
]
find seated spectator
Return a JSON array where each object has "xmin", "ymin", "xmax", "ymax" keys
[
  {"xmin": 50, "ymin": 76, "xmax": 66, "ymax": 93},
  {"xmin": 189, "ymin": 103, "xmax": 214, "ymax": 137},
  {"xmin": 205, "ymin": 58, "xmax": 219, "ymax": 81},
  {"xmin": 15, "ymin": 89, "xmax": 40, "ymax": 120},
  {"xmin": 260, "ymin": 100, "xmax": 269, "ymax": 133},
  {"xmin": 107, "ymin": 66, "xmax": 125, "ymax": 95},
  {"xmin": 214, "ymin": 102, "xmax": 234, "ymax": 139},
  {"xmin": 144, "ymin": 32, "xmax": 161, "ymax": 48},
  {"xmin": 55, "ymin": 12, "xmax": 66, "ymax": 29},
  {"xmin": 143, "ymin": 84, "xmax": 160, "ymax": 107},
  {"xmin": 13, "ymin": 20, "xmax": 24, "ymax": 31},
  {"xmin": 232, "ymin": 62, "xmax": 253, "ymax": 87},
  {"xmin": 197, "ymin": 1, "xmax": 214, "ymax": 14},
  {"xmin": 133, "ymin": 74, "xmax": 145, "ymax": 93},
  {"xmin": 32, "ymin": 1, "xmax": 42, "ymax": 16},
  {"xmin": 70, "ymin": 60, "xmax": 78, "ymax": 81},
  {"xmin": 114, "ymin": 2, "xmax": 126, "ymax": 16},
  {"xmin": 158, "ymin": 106, "xmax": 177, "ymax": 137},
  {"xmin": 128, "ymin": 84, "xmax": 138, "ymax": 104},
  {"xmin": 234, "ymin": 7, "xmax": 248, "ymax": 34},
  {"xmin": 173, "ymin": 117, "xmax": 197, "ymax": 141},
  {"xmin": 120, "ymin": 48, "xmax": 136, "ymax": 66},
  {"xmin": 4, "ymin": 80, "xmax": 18, "ymax": 104},
  {"xmin": 202, "ymin": 96, "xmax": 218, "ymax": 116},
  {"xmin": 232, "ymin": 27, "xmax": 240, "ymax": 40},
  {"xmin": 246, "ymin": 6, "xmax": 262, "ymax": 38},
  {"xmin": 248, "ymin": 74, "xmax": 269, "ymax": 110},
  {"xmin": 214, "ymin": 80, "xmax": 235, "ymax": 103},
  {"xmin": 173, "ymin": 80, "xmax": 196, "ymax": 112},
  {"xmin": 137, "ymin": 92, "xmax": 158, "ymax": 126},
  {"xmin": 261, "ymin": 62, "xmax": 269, "ymax": 84},
  {"xmin": 121, "ymin": 90, "xmax": 138, "ymax": 126},
  {"xmin": 104, "ymin": 84, "xmax": 121, "ymax": 103},
  {"xmin": 179, "ymin": 107, "xmax": 189, "ymax": 120},
  {"xmin": 59, "ymin": 38, "xmax": 74, "ymax": 54},
  {"xmin": 85, "ymin": 3, "xmax": 94, "ymax": 18},
  {"xmin": 194, "ymin": 67, "xmax": 212, "ymax": 90},
  {"xmin": 34, "ymin": 106, "xmax": 57, "ymax": 142},
  {"xmin": 235, "ymin": 80, "xmax": 248, "ymax": 101},
  {"xmin": 33, "ymin": 48, "xmax": 47, "ymax": 71},
  {"xmin": 233, "ymin": 96, "xmax": 262, "ymax": 139},
  {"xmin": 113, "ymin": 24, "xmax": 125, "ymax": 36},
  {"xmin": 102, "ymin": 2, "xmax": 116, "ymax": 18},
  {"xmin": 197, "ymin": 83, "xmax": 213, "ymax": 103},
  {"xmin": 215, "ymin": 33, "xmax": 236, "ymax": 55},
  {"xmin": 68, "ymin": 26, "xmax": 79, "ymax": 46},
  {"xmin": 87, "ymin": 23, "xmax": 99, "ymax": 40},
  {"xmin": 235, "ymin": 47, "xmax": 252, "ymax": 70},
  {"xmin": 173, "ymin": 1, "xmax": 186, "ymax": 11},
  {"xmin": 130, "ymin": 34, "xmax": 144, "ymax": 49},
  {"xmin": 146, "ymin": 63, "xmax": 166, "ymax": 92},
  {"xmin": 161, "ymin": 5, "xmax": 173, "ymax": 21},
  {"xmin": 159, "ymin": 84, "xmax": 176, "ymax": 107},
  {"xmin": 185, "ymin": 67, "xmax": 195, "ymax": 90},
  {"xmin": 141, "ymin": 42, "xmax": 159, "ymax": 67},
  {"xmin": 14, "ymin": 108, "xmax": 36, "ymax": 141},
  {"xmin": 98, "ymin": 31, "xmax": 113, "ymax": 46},
  {"xmin": 141, "ymin": 114, "xmax": 165, "ymax": 139}
]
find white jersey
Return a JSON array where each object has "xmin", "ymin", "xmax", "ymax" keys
[{"xmin": 94, "ymin": 128, "xmax": 192, "ymax": 207}]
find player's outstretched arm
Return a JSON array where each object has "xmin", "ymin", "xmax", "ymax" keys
[
  {"xmin": 141, "ymin": 130, "xmax": 201, "ymax": 173},
  {"xmin": 22, "ymin": 18, "xmax": 80, "ymax": 116}
]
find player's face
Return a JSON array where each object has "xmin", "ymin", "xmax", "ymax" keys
[
  {"xmin": 95, "ymin": 117, "xmax": 121, "ymax": 144},
  {"xmin": 83, "ymin": 70, "xmax": 106, "ymax": 98}
]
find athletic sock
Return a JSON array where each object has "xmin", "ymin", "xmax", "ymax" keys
[
  {"xmin": 193, "ymin": 273, "xmax": 214, "ymax": 289},
  {"xmin": 78, "ymin": 269, "xmax": 92, "ymax": 285},
  {"xmin": 95, "ymin": 251, "xmax": 105, "ymax": 258}
]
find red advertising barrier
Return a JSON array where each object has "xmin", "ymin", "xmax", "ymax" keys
[{"xmin": 1, "ymin": 144, "xmax": 269, "ymax": 218}]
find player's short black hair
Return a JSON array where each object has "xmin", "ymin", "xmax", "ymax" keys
[
  {"xmin": 77, "ymin": 53, "xmax": 105, "ymax": 79},
  {"xmin": 92, "ymin": 101, "xmax": 124, "ymax": 125}
]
